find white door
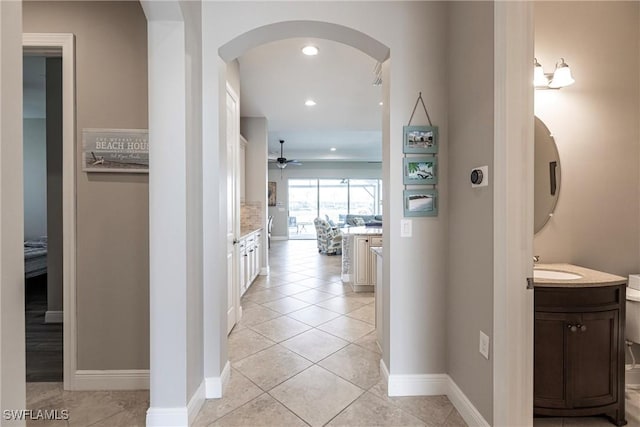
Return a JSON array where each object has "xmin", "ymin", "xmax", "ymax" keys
[{"xmin": 226, "ymin": 84, "xmax": 240, "ymax": 334}]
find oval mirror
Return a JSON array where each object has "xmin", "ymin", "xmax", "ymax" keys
[{"xmin": 534, "ymin": 116, "xmax": 561, "ymax": 234}]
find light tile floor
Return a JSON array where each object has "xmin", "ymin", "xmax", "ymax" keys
[
  {"xmin": 26, "ymin": 239, "xmax": 639, "ymax": 426},
  {"xmin": 197, "ymin": 240, "xmax": 466, "ymax": 427}
]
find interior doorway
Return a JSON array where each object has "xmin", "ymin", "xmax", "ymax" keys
[
  {"xmin": 23, "ymin": 53, "xmax": 63, "ymax": 382},
  {"xmin": 23, "ymin": 33, "xmax": 76, "ymax": 390}
]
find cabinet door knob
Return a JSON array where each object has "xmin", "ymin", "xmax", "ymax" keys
[
  {"xmin": 580, "ymin": 324, "xmax": 587, "ymax": 332},
  {"xmin": 568, "ymin": 325, "xmax": 577, "ymax": 333}
]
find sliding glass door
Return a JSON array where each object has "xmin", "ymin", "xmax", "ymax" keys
[
  {"xmin": 288, "ymin": 179, "xmax": 318, "ymax": 239},
  {"xmin": 287, "ymin": 178, "xmax": 382, "ymax": 240},
  {"xmin": 318, "ymin": 179, "xmax": 348, "ymax": 225}
]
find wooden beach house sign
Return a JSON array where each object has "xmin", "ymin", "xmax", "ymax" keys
[{"xmin": 82, "ymin": 128, "xmax": 149, "ymax": 173}]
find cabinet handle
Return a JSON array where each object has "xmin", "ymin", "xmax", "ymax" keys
[
  {"xmin": 580, "ymin": 324, "xmax": 587, "ymax": 332},
  {"xmin": 365, "ymin": 239, "xmax": 369, "ymax": 243},
  {"xmin": 568, "ymin": 324, "xmax": 577, "ymax": 333}
]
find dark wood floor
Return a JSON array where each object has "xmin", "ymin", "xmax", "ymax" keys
[{"xmin": 25, "ymin": 274, "xmax": 63, "ymax": 382}]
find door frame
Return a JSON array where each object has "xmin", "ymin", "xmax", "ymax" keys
[{"xmin": 23, "ymin": 33, "xmax": 77, "ymax": 390}]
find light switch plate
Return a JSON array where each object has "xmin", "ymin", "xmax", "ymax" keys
[
  {"xmin": 471, "ymin": 166, "xmax": 489, "ymax": 188},
  {"xmin": 479, "ymin": 331, "xmax": 490, "ymax": 359},
  {"xmin": 401, "ymin": 219, "xmax": 412, "ymax": 237}
]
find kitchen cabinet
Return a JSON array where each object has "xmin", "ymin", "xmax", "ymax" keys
[
  {"xmin": 534, "ymin": 285, "xmax": 626, "ymax": 426},
  {"xmin": 346, "ymin": 234, "xmax": 381, "ymax": 292},
  {"xmin": 239, "ymin": 229, "xmax": 262, "ymax": 296}
]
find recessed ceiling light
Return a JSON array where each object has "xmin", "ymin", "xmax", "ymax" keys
[
  {"xmin": 330, "ymin": 147, "xmax": 337, "ymax": 152},
  {"xmin": 305, "ymin": 99, "xmax": 316, "ymax": 107},
  {"xmin": 379, "ymin": 102, "xmax": 384, "ymax": 106},
  {"xmin": 302, "ymin": 45, "xmax": 319, "ymax": 56}
]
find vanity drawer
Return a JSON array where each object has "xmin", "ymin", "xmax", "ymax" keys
[{"xmin": 535, "ymin": 286, "xmax": 622, "ymax": 312}]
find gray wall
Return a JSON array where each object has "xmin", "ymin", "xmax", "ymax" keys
[
  {"xmin": 446, "ymin": 2, "xmax": 494, "ymax": 423},
  {"xmin": 184, "ymin": 0, "xmax": 205, "ymax": 400},
  {"xmin": 267, "ymin": 162, "xmax": 382, "ymax": 238},
  {"xmin": 23, "ymin": 118, "xmax": 47, "ymax": 240},
  {"xmin": 534, "ymin": 1, "xmax": 640, "ymax": 367},
  {"xmin": 24, "ymin": 1, "xmax": 149, "ymax": 370}
]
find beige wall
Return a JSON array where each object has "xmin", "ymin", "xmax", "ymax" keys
[
  {"xmin": 446, "ymin": 2, "xmax": 494, "ymax": 423},
  {"xmin": 24, "ymin": 1, "xmax": 149, "ymax": 370},
  {"xmin": 534, "ymin": 2, "xmax": 640, "ymax": 277}
]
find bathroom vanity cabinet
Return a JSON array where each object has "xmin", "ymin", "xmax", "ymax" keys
[{"xmin": 534, "ymin": 279, "xmax": 627, "ymax": 426}]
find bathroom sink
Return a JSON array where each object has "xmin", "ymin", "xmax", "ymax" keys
[{"xmin": 534, "ymin": 269, "xmax": 582, "ymax": 280}]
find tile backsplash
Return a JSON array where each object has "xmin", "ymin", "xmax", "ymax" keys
[{"xmin": 241, "ymin": 201, "xmax": 263, "ymax": 230}]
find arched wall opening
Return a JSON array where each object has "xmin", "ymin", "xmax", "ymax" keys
[{"xmin": 209, "ymin": 17, "xmax": 392, "ymax": 381}]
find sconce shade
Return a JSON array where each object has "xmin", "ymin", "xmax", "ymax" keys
[
  {"xmin": 534, "ymin": 58, "xmax": 549, "ymax": 87},
  {"xmin": 549, "ymin": 58, "xmax": 575, "ymax": 89}
]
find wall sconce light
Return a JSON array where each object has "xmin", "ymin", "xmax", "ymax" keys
[{"xmin": 534, "ymin": 57, "xmax": 575, "ymax": 89}]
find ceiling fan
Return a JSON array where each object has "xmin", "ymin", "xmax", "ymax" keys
[{"xmin": 269, "ymin": 139, "xmax": 302, "ymax": 169}]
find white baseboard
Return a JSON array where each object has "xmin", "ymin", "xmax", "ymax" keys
[
  {"xmin": 260, "ymin": 266, "xmax": 270, "ymax": 275},
  {"xmin": 272, "ymin": 236, "xmax": 287, "ymax": 241},
  {"xmin": 44, "ymin": 310, "xmax": 63, "ymax": 324},
  {"xmin": 205, "ymin": 361, "xmax": 231, "ymax": 398},
  {"xmin": 387, "ymin": 372, "xmax": 449, "ymax": 396},
  {"xmin": 74, "ymin": 369, "xmax": 149, "ymax": 390},
  {"xmin": 384, "ymin": 370, "xmax": 489, "ymax": 427},
  {"xmin": 146, "ymin": 407, "xmax": 188, "ymax": 427},
  {"xmin": 188, "ymin": 380, "xmax": 206, "ymax": 425},
  {"xmin": 448, "ymin": 376, "xmax": 490, "ymax": 427},
  {"xmin": 627, "ymin": 365, "xmax": 640, "ymax": 386}
]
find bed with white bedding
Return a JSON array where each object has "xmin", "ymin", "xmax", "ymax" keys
[{"xmin": 24, "ymin": 237, "xmax": 47, "ymax": 279}]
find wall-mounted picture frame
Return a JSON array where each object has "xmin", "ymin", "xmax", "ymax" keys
[
  {"xmin": 82, "ymin": 128, "xmax": 149, "ymax": 173},
  {"xmin": 404, "ymin": 189, "xmax": 438, "ymax": 217},
  {"xmin": 403, "ymin": 125, "xmax": 438, "ymax": 154},
  {"xmin": 268, "ymin": 181, "xmax": 277, "ymax": 206},
  {"xmin": 403, "ymin": 156, "xmax": 437, "ymax": 185}
]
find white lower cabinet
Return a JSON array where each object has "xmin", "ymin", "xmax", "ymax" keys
[
  {"xmin": 239, "ymin": 229, "xmax": 262, "ymax": 296},
  {"xmin": 351, "ymin": 235, "xmax": 382, "ymax": 292}
]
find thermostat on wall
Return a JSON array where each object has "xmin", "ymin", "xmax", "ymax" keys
[{"xmin": 471, "ymin": 166, "xmax": 489, "ymax": 188}]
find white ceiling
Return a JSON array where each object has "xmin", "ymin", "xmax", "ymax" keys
[{"xmin": 238, "ymin": 37, "xmax": 383, "ymax": 162}]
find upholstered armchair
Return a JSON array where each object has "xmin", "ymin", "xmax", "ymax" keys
[{"xmin": 313, "ymin": 218, "xmax": 342, "ymax": 255}]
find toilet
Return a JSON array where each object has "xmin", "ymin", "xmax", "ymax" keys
[{"xmin": 626, "ymin": 275, "xmax": 640, "ymax": 347}]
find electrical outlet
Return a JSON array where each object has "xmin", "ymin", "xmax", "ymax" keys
[{"xmin": 479, "ymin": 331, "xmax": 490, "ymax": 360}]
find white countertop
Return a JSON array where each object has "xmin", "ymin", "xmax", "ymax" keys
[
  {"xmin": 341, "ymin": 226, "xmax": 383, "ymax": 236},
  {"xmin": 534, "ymin": 263, "xmax": 626, "ymax": 288}
]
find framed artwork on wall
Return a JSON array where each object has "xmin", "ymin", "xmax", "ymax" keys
[
  {"xmin": 403, "ymin": 125, "xmax": 438, "ymax": 154},
  {"xmin": 404, "ymin": 189, "xmax": 438, "ymax": 217},
  {"xmin": 403, "ymin": 156, "xmax": 437, "ymax": 185},
  {"xmin": 268, "ymin": 181, "xmax": 277, "ymax": 206},
  {"xmin": 82, "ymin": 128, "xmax": 149, "ymax": 173}
]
